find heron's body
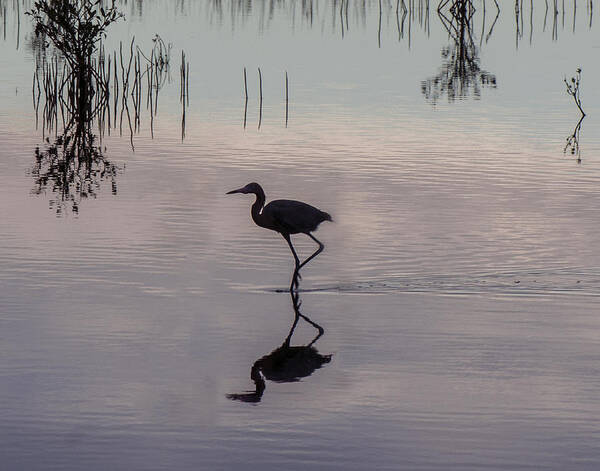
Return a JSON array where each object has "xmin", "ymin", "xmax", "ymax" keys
[
  {"xmin": 253, "ymin": 199, "xmax": 332, "ymax": 235},
  {"xmin": 227, "ymin": 182, "xmax": 331, "ymax": 290}
]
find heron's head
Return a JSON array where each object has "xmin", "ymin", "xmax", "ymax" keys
[{"xmin": 226, "ymin": 182, "xmax": 263, "ymax": 195}]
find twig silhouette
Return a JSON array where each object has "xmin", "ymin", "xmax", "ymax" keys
[{"xmin": 564, "ymin": 67, "xmax": 585, "ymax": 116}]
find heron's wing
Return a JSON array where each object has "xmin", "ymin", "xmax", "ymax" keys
[
  {"xmin": 265, "ymin": 200, "xmax": 303, "ymax": 233},
  {"xmin": 264, "ymin": 199, "xmax": 322, "ymax": 233}
]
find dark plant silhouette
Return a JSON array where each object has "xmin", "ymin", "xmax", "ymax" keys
[
  {"xmin": 27, "ymin": 2, "xmax": 190, "ymax": 214},
  {"xmin": 28, "ymin": 0, "xmax": 123, "ymax": 122},
  {"xmin": 28, "ymin": 0, "xmax": 122, "ymax": 65},
  {"xmin": 27, "ymin": 0, "xmax": 124, "ymax": 215},
  {"xmin": 241, "ymin": 67, "xmax": 289, "ymax": 129},
  {"xmin": 422, "ymin": 0, "xmax": 496, "ymax": 103},
  {"xmin": 227, "ymin": 287, "xmax": 331, "ymax": 403},
  {"xmin": 564, "ymin": 68, "xmax": 585, "ymax": 116},
  {"xmin": 138, "ymin": 34, "xmax": 172, "ymax": 90}
]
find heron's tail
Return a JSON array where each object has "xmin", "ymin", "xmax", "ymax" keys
[{"xmin": 321, "ymin": 211, "xmax": 333, "ymax": 222}]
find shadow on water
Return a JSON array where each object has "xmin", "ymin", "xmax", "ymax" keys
[
  {"xmin": 422, "ymin": 0, "xmax": 496, "ymax": 103},
  {"xmin": 227, "ymin": 283, "xmax": 332, "ymax": 404}
]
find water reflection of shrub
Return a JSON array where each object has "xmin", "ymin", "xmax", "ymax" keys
[
  {"xmin": 31, "ymin": 124, "xmax": 119, "ymax": 215},
  {"xmin": 422, "ymin": 0, "xmax": 497, "ymax": 103},
  {"xmin": 421, "ymin": 43, "xmax": 496, "ymax": 103}
]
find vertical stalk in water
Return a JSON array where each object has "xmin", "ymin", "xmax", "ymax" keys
[
  {"xmin": 180, "ymin": 51, "xmax": 187, "ymax": 140},
  {"xmin": 258, "ymin": 67, "xmax": 263, "ymax": 129},
  {"xmin": 285, "ymin": 70, "xmax": 288, "ymax": 128},
  {"xmin": 243, "ymin": 67, "xmax": 248, "ymax": 128}
]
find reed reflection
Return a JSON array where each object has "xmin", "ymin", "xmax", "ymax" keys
[
  {"xmin": 3, "ymin": 0, "xmax": 596, "ymax": 52},
  {"xmin": 421, "ymin": 0, "xmax": 496, "ymax": 103},
  {"xmin": 205, "ymin": 0, "xmax": 432, "ymax": 42},
  {"xmin": 200, "ymin": 0, "xmax": 593, "ymax": 43},
  {"xmin": 227, "ymin": 286, "xmax": 332, "ymax": 404}
]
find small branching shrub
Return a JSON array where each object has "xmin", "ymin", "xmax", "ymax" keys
[
  {"xmin": 564, "ymin": 68, "xmax": 585, "ymax": 116},
  {"xmin": 27, "ymin": 0, "xmax": 123, "ymax": 70},
  {"xmin": 28, "ymin": 0, "xmax": 123, "ymax": 121}
]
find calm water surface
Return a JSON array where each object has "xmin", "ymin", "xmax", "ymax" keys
[{"xmin": 1, "ymin": 1, "xmax": 600, "ymax": 469}]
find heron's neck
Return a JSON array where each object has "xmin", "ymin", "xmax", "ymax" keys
[{"xmin": 250, "ymin": 190, "xmax": 266, "ymax": 226}]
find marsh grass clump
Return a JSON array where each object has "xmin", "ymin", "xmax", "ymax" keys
[
  {"xmin": 27, "ymin": 1, "xmax": 189, "ymax": 214},
  {"xmin": 150, "ymin": 34, "xmax": 171, "ymax": 70},
  {"xmin": 30, "ymin": 33, "xmax": 187, "ymax": 215},
  {"xmin": 564, "ymin": 68, "xmax": 585, "ymax": 116}
]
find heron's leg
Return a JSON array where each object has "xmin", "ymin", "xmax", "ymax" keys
[
  {"xmin": 300, "ymin": 312, "xmax": 325, "ymax": 346},
  {"xmin": 283, "ymin": 234, "xmax": 300, "ymax": 268},
  {"xmin": 284, "ymin": 290, "xmax": 302, "ymax": 344},
  {"xmin": 283, "ymin": 234, "xmax": 301, "ymax": 291},
  {"xmin": 298, "ymin": 233, "xmax": 324, "ymax": 270},
  {"xmin": 290, "ymin": 268, "xmax": 300, "ymax": 293},
  {"xmin": 291, "ymin": 289, "xmax": 324, "ymax": 343}
]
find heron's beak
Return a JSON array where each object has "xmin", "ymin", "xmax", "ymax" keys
[{"xmin": 226, "ymin": 188, "xmax": 244, "ymax": 195}]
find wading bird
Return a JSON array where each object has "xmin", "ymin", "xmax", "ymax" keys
[{"xmin": 227, "ymin": 182, "xmax": 332, "ymax": 290}]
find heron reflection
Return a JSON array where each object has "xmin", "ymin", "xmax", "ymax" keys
[
  {"xmin": 227, "ymin": 286, "xmax": 332, "ymax": 403},
  {"xmin": 422, "ymin": 0, "xmax": 496, "ymax": 103}
]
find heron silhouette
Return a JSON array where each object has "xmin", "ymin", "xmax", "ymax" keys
[
  {"xmin": 227, "ymin": 182, "xmax": 332, "ymax": 290},
  {"xmin": 227, "ymin": 285, "xmax": 331, "ymax": 403}
]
